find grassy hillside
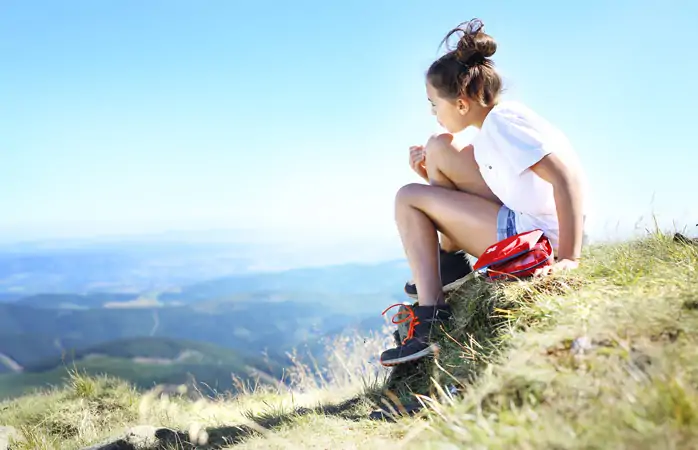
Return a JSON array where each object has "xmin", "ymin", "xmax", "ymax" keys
[
  {"xmin": 0, "ymin": 353, "xmax": 22, "ymax": 375},
  {"xmin": 22, "ymin": 336, "xmax": 279, "ymax": 373},
  {"xmin": 0, "ymin": 334, "xmax": 69, "ymax": 369},
  {"xmin": 0, "ymin": 337, "xmax": 282, "ymax": 401},
  {"xmin": 0, "ymin": 300, "xmax": 363, "ymax": 369},
  {"xmin": 2, "ymin": 232, "xmax": 697, "ymax": 449}
]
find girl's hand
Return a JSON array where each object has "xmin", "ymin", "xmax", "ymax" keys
[
  {"xmin": 534, "ymin": 258, "xmax": 579, "ymax": 277},
  {"xmin": 409, "ymin": 145, "xmax": 428, "ymax": 181}
]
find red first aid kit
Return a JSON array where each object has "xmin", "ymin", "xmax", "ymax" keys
[{"xmin": 473, "ymin": 229, "xmax": 554, "ymax": 281}]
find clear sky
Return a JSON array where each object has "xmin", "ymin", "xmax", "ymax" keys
[{"xmin": 2, "ymin": 0, "xmax": 696, "ymax": 250}]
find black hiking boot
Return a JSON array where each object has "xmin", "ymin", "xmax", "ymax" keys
[
  {"xmin": 380, "ymin": 304, "xmax": 452, "ymax": 367},
  {"xmin": 404, "ymin": 249, "xmax": 473, "ymax": 299}
]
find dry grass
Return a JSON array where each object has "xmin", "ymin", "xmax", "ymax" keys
[
  {"xmin": 0, "ymin": 325, "xmax": 396, "ymax": 449},
  {"xmin": 0, "ymin": 368, "xmax": 140, "ymax": 449},
  {"xmin": 405, "ymin": 232, "xmax": 698, "ymax": 449},
  {"xmin": 1, "ymin": 231, "xmax": 697, "ymax": 449}
]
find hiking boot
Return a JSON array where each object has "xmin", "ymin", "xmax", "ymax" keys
[
  {"xmin": 404, "ymin": 249, "xmax": 473, "ymax": 299},
  {"xmin": 379, "ymin": 304, "xmax": 452, "ymax": 367}
]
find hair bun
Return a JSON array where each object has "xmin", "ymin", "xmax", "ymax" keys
[{"xmin": 444, "ymin": 18, "xmax": 497, "ymax": 64}]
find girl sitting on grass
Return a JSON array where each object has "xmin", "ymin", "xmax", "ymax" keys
[{"xmin": 381, "ymin": 18, "xmax": 587, "ymax": 367}]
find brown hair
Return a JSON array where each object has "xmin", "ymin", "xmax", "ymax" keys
[{"xmin": 427, "ymin": 19, "xmax": 502, "ymax": 107}]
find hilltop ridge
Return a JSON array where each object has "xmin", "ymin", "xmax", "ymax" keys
[{"xmin": 1, "ymin": 232, "xmax": 697, "ymax": 449}]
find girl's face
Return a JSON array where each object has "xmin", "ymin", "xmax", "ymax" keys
[{"xmin": 426, "ymin": 81, "xmax": 470, "ymax": 133}]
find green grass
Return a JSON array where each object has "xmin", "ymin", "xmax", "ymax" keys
[
  {"xmin": 408, "ymin": 232, "xmax": 698, "ymax": 449},
  {"xmin": 0, "ymin": 369, "xmax": 140, "ymax": 449},
  {"xmin": 1, "ymin": 232, "xmax": 697, "ymax": 449}
]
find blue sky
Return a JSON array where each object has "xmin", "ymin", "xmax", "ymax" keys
[{"xmin": 2, "ymin": 0, "xmax": 696, "ymax": 252}]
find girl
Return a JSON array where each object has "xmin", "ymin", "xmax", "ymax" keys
[{"xmin": 381, "ymin": 18, "xmax": 587, "ymax": 367}]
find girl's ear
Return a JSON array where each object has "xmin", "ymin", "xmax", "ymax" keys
[{"xmin": 457, "ymin": 98, "xmax": 470, "ymax": 115}]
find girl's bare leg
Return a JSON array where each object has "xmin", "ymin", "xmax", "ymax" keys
[
  {"xmin": 425, "ymin": 143, "xmax": 501, "ymax": 252},
  {"xmin": 396, "ymin": 184, "xmax": 500, "ymax": 306},
  {"xmin": 397, "ymin": 139, "xmax": 502, "ymax": 306}
]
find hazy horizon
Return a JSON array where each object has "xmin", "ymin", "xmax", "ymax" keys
[{"xmin": 2, "ymin": 0, "xmax": 697, "ymax": 261}]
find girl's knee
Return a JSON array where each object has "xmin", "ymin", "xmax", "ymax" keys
[
  {"xmin": 424, "ymin": 133, "xmax": 455, "ymax": 160},
  {"xmin": 395, "ymin": 183, "xmax": 431, "ymax": 209},
  {"xmin": 396, "ymin": 183, "xmax": 420, "ymax": 204}
]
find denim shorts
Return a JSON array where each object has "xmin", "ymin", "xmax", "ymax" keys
[{"xmin": 496, "ymin": 205, "xmax": 518, "ymax": 241}]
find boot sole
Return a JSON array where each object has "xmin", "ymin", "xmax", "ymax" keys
[{"xmin": 379, "ymin": 343, "xmax": 439, "ymax": 367}]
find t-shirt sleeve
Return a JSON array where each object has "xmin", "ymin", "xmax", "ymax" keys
[{"xmin": 491, "ymin": 111, "xmax": 552, "ymax": 175}]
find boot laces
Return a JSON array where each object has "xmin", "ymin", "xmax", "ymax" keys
[{"xmin": 382, "ymin": 303, "xmax": 420, "ymax": 345}]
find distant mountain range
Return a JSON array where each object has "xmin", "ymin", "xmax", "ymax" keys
[
  {"xmin": 0, "ymin": 241, "xmax": 259, "ymax": 295},
  {"xmin": 0, "ymin": 234, "xmax": 410, "ymax": 400},
  {"xmin": 0, "ymin": 231, "xmax": 405, "ymax": 296},
  {"xmin": 163, "ymin": 260, "xmax": 410, "ymax": 298},
  {"xmin": 0, "ymin": 299, "xmax": 370, "ymax": 365},
  {"xmin": 0, "ymin": 336, "xmax": 283, "ymax": 400}
]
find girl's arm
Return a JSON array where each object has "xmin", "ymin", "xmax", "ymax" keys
[{"xmin": 530, "ymin": 153, "xmax": 584, "ymax": 262}]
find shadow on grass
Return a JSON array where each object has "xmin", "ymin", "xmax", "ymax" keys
[
  {"xmin": 92, "ymin": 381, "xmax": 426, "ymax": 449},
  {"xmin": 99, "ymin": 395, "xmax": 372, "ymax": 449}
]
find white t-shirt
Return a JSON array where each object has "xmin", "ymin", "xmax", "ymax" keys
[{"xmin": 470, "ymin": 101, "xmax": 588, "ymax": 250}]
